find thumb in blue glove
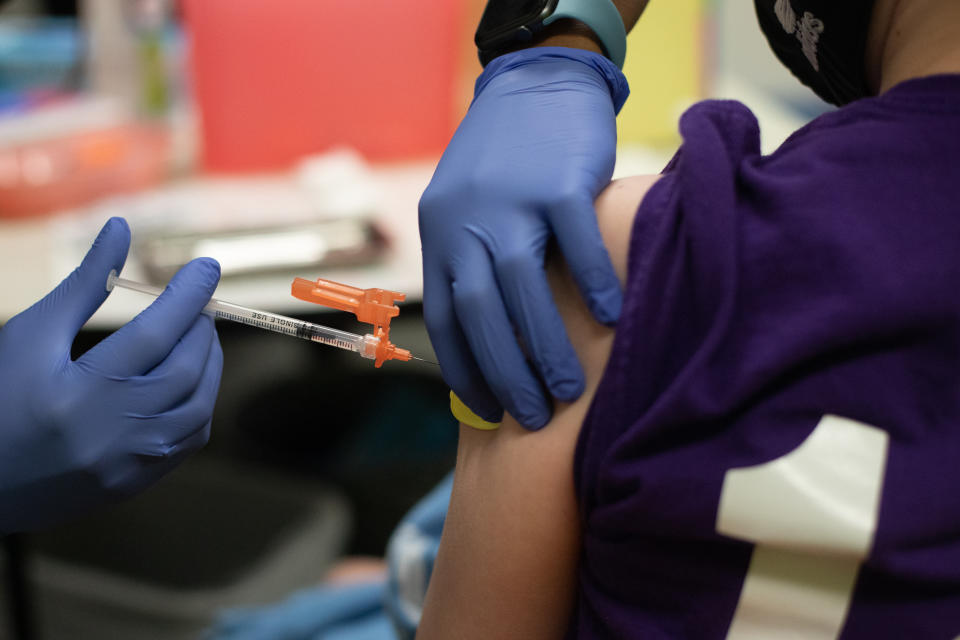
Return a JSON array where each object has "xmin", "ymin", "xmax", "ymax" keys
[
  {"xmin": 0, "ymin": 217, "xmax": 224, "ymax": 533},
  {"xmin": 419, "ymin": 48, "xmax": 629, "ymax": 429}
]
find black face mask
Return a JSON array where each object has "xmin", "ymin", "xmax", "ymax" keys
[{"xmin": 754, "ymin": 0, "xmax": 877, "ymax": 106}]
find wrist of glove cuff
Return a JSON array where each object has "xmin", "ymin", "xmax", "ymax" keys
[{"xmin": 475, "ymin": 46, "xmax": 630, "ymax": 114}]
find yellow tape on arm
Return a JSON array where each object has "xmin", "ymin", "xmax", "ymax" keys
[{"xmin": 450, "ymin": 391, "xmax": 501, "ymax": 431}]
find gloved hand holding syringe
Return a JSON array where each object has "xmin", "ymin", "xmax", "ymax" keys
[{"xmin": 107, "ymin": 270, "xmax": 435, "ymax": 367}]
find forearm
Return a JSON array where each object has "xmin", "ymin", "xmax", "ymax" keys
[
  {"xmin": 417, "ymin": 420, "xmax": 583, "ymax": 640},
  {"xmin": 417, "ymin": 243, "xmax": 610, "ymax": 640}
]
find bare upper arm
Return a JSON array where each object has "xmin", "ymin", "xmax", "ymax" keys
[{"xmin": 416, "ymin": 175, "xmax": 660, "ymax": 640}]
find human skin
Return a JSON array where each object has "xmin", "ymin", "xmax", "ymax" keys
[
  {"xmin": 416, "ymin": 175, "xmax": 660, "ymax": 640},
  {"xmin": 865, "ymin": 0, "xmax": 960, "ymax": 95}
]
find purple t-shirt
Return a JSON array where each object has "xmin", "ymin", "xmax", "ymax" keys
[{"xmin": 571, "ymin": 75, "xmax": 960, "ymax": 638}]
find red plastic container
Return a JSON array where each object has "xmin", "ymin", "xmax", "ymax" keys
[
  {"xmin": 0, "ymin": 123, "xmax": 169, "ymax": 219},
  {"xmin": 182, "ymin": 0, "xmax": 465, "ymax": 172}
]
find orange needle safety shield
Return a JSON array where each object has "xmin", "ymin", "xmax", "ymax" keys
[{"xmin": 292, "ymin": 277, "xmax": 412, "ymax": 367}]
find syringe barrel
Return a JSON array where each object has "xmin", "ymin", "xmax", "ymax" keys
[
  {"xmin": 204, "ymin": 299, "xmax": 306, "ymax": 339},
  {"xmin": 203, "ymin": 299, "xmax": 380, "ymax": 359},
  {"xmin": 107, "ymin": 270, "xmax": 378, "ymax": 359}
]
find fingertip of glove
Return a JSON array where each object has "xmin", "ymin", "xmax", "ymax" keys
[
  {"xmin": 551, "ymin": 377, "xmax": 585, "ymax": 403},
  {"xmin": 511, "ymin": 389, "xmax": 552, "ymax": 431},
  {"xmin": 474, "ymin": 402, "xmax": 504, "ymax": 425},
  {"xmin": 100, "ymin": 216, "xmax": 129, "ymax": 237},
  {"xmin": 184, "ymin": 258, "xmax": 221, "ymax": 289},
  {"xmin": 89, "ymin": 216, "xmax": 130, "ymax": 257},
  {"xmin": 520, "ymin": 411, "xmax": 551, "ymax": 431},
  {"xmin": 75, "ymin": 218, "xmax": 129, "ymax": 299},
  {"xmin": 590, "ymin": 287, "xmax": 622, "ymax": 327},
  {"xmin": 194, "ymin": 256, "xmax": 221, "ymax": 273},
  {"xmin": 103, "ymin": 216, "xmax": 130, "ymax": 231}
]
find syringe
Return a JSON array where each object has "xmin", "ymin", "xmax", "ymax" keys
[{"xmin": 106, "ymin": 270, "xmax": 433, "ymax": 366}]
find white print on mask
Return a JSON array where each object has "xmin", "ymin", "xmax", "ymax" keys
[{"xmin": 773, "ymin": 0, "xmax": 825, "ymax": 71}]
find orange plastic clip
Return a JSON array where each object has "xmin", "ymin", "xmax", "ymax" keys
[{"xmin": 291, "ymin": 277, "xmax": 412, "ymax": 367}]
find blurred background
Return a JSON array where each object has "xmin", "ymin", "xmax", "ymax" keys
[{"xmin": 0, "ymin": 1, "xmax": 832, "ymax": 638}]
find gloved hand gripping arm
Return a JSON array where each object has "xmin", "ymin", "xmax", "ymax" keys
[
  {"xmin": 419, "ymin": 47, "xmax": 629, "ymax": 429},
  {"xmin": 0, "ymin": 217, "xmax": 223, "ymax": 532}
]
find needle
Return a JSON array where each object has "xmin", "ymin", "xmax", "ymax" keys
[{"xmin": 411, "ymin": 355, "xmax": 439, "ymax": 366}]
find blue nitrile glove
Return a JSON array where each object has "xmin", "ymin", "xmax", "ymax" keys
[
  {"xmin": 0, "ymin": 217, "xmax": 223, "ymax": 533},
  {"xmin": 418, "ymin": 47, "xmax": 629, "ymax": 429},
  {"xmin": 206, "ymin": 581, "xmax": 388, "ymax": 640}
]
